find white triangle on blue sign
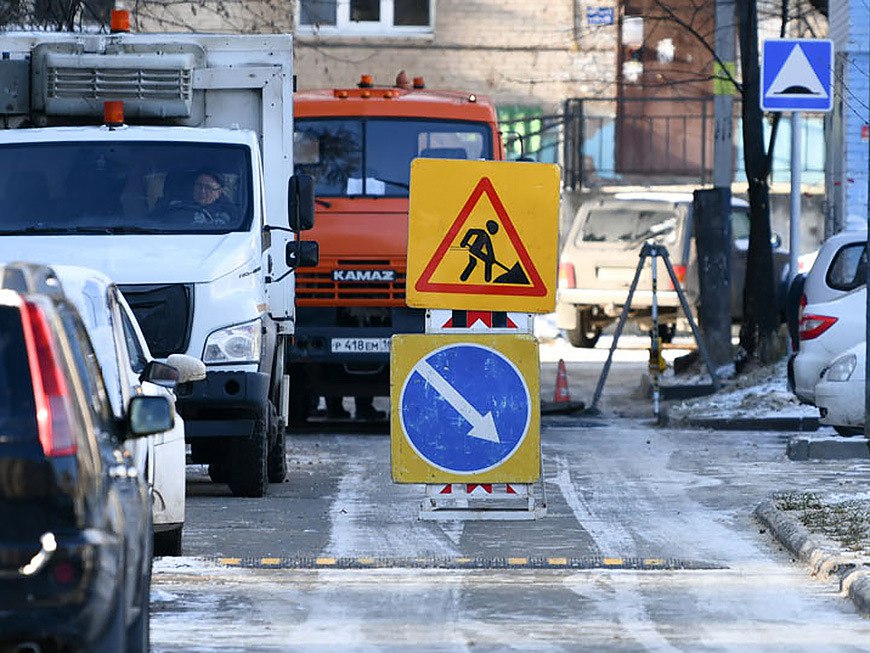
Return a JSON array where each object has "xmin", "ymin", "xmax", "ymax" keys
[{"xmin": 766, "ymin": 44, "xmax": 827, "ymax": 99}]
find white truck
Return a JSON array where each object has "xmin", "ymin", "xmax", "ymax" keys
[{"xmin": 0, "ymin": 30, "xmax": 316, "ymax": 497}]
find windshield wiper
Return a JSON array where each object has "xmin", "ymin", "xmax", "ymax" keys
[
  {"xmin": 315, "ymin": 198, "xmax": 332, "ymax": 208},
  {"xmin": 370, "ymin": 177, "xmax": 410, "ymax": 190},
  {"xmin": 0, "ymin": 225, "xmax": 158, "ymax": 235}
]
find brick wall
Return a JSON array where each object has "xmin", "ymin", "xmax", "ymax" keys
[
  {"xmin": 135, "ymin": 1, "xmax": 618, "ymax": 111},
  {"xmin": 295, "ymin": 1, "xmax": 616, "ymax": 110}
]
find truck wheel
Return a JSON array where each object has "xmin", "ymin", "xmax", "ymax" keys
[
  {"xmin": 566, "ymin": 309, "xmax": 601, "ymax": 348},
  {"xmin": 227, "ymin": 415, "xmax": 269, "ymax": 498},
  {"xmin": 208, "ymin": 461, "xmax": 229, "ymax": 484},
  {"xmin": 154, "ymin": 525, "xmax": 183, "ymax": 557},
  {"xmin": 266, "ymin": 403, "xmax": 287, "ymax": 483},
  {"xmin": 289, "ymin": 388, "xmax": 311, "ymax": 426}
]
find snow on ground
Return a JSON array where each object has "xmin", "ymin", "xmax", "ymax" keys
[{"xmin": 665, "ymin": 358, "xmax": 819, "ymax": 420}]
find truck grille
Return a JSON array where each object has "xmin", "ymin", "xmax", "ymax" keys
[
  {"xmin": 118, "ymin": 283, "xmax": 193, "ymax": 358},
  {"xmin": 296, "ymin": 270, "xmax": 407, "ymax": 303}
]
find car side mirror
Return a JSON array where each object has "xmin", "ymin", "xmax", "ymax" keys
[
  {"xmin": 288, "ymin": 174, "xmax": 315, "ymax": 232},
  {"xmin": 166, "ymin": 353, "xmax": 207, "ymax": 385},
  {"xmin": 286, "ymin": 240, "xmax": 319, "ymax": 270},
  {"xmin": 126, "ymin": 395, "xmax": 174, "ymax": 439},
  {"xmin": 140, "ymin": 360, "xmax": 180, "ymax": 389}
]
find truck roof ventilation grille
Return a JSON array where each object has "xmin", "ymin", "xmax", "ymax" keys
[{"xmin": 33, "ymin": 46, "xmax": 200, "ymax": 119}]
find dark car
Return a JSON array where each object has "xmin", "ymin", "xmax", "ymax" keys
[{"xmin": 0, "ymin": 286, "xmax": 174, "ymax": 653}]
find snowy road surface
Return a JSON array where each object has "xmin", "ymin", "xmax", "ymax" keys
[{"xmin": 149, "ymin": 339, "xmax": 870, "ymax": 650}]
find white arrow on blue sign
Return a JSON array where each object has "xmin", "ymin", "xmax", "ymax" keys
[
  {"xmin": 761, "ymin": 39, "xmax": 833, "ymax": 112},
  {"xmin": 399, "ymin": 343, "xmax": 531, "ymax": 474}
]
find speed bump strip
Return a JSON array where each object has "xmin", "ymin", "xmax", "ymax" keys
[{"xmin": 206, "ymin": 556, "xmax": 725, "ymax": 571}]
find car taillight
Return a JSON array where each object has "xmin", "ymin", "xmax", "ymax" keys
[
  {"xmin": 798, "ymin": 313, "xmax": 838, "ymax": 341},
  {"xmin": 558, "ymin": 262, "xmax": 576, "ymax": 289},
  {"xmin": 20, "ymin": 301, "xmax": 77, "ymax": 457}
]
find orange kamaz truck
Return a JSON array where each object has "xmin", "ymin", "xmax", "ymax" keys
[{"xmin": 290, "ymin": 72, "xmax": 505, "ymax": 422}]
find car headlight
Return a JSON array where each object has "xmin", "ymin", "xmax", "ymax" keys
[
  {"xmin": 824, "ymin": 353, "xmax": 857, "ymax": 382},
  {"xmin": 203, "ymin": 320, "xmax": 262, "ymax": 364}
]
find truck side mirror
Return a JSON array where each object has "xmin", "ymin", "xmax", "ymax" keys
[
  {"xmin": 286, "ymin": 240, "xmax": 319, "ymax": 270},
  {"xmin": 288, "ymin": 174, "xmax": 315, "ymax": 232}
]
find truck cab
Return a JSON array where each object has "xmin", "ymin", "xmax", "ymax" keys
[
  {"xmin": 290, "ymin": 73, "xmax": 504, "ymax": 421},
  {"xmin": 0, "ymin": 29, "xmax": 314, "ymax": 497}
]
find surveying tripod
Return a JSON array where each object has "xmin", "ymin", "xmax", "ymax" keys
[{"xmin": 587, "ymin": 242, "xmax": 720, "ymax": 417}]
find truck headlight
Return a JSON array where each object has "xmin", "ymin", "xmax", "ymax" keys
[
  {"xmin": 203, "ymin": 320, "xmax": 262, "ymax": 364},
  {"xmin": 824, "ymin": 353, "xmax": 857, "ymax": 382}
]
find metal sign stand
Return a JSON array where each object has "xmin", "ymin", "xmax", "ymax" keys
[
  {"xmin": 419, "ymin": 481, "xmax": 546, "ymax": 521},
  {"xmin": 416, "ymin": 309, "xmax": 547, "ymax": 521},
  {"xmin": 587, "ymin": 243, "xmax": 720, "ymax": 417}
]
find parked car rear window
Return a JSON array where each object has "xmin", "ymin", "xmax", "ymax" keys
[
  {"xmin": 0, "ymin": 306, "xmax": 37, "ymax": 440},
  {"xmin": 578, "ymin": 209, "xmax": 678, "ymax": 245},
  {"xmin": 826, "ymin": 242, "xmax": 866, "ymax": 291}
]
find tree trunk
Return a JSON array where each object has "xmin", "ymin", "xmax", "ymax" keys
[{"xmin": 736, "ymin": 0, "xmax": 780, "ymax": 363}]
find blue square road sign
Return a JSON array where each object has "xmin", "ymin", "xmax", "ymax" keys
[{"xmin": 761, "ymin": 39, "xmax": 833, "ymax": 112}]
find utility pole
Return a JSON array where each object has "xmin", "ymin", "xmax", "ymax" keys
[
  {"xmin": 694, "ymin": 0, "xmax": 736, "ymax": 370},
  {"xmin": 713, "ymin": 0, "xmax": 736, "ymax": 193}
]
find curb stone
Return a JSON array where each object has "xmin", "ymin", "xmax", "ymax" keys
[
  {"xmin": 754, "ymin": 498, "xmax": 870, "ymax": 615},
  {"xmin": 660, "ymin": 410, "xmax": 819, "ymax": 432}
]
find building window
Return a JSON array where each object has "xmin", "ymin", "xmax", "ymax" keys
[{"xmin": 298, "ymin": 0, "xmax": 433, "ymax": 35}]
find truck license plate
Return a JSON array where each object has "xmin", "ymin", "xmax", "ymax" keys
[{"xmin": 331, "ymin": 338, "xmax": 391, "ymax": 354}]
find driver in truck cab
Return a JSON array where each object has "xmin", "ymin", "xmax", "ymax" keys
[{"xmin": 189, "ymin": 169, "xmax": 236, "ymax": 225}]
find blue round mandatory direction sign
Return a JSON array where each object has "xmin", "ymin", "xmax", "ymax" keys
[{"xmin": 399, "ymin": 343, "xmax": 531, "ymax": 474}]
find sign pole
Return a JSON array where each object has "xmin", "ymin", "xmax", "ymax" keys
[{"xmin": 789, "ymin": 111, "xmax": 802, "ymax": 285}]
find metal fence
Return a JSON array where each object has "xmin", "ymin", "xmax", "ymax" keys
[{"xmin": 530, "ymin": 96, "xmax": 826, "ymax": 190}]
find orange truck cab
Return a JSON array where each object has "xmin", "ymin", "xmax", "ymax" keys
[{"xmin": 290, "ymin": 73, "xmax": 505, "ymax": 422}]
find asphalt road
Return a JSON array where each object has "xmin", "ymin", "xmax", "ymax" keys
[{"xmin": 150, "ymin": 344, "xmax": 870, "ymax": 650}]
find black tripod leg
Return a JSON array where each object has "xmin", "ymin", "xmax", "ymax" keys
[
  {"xmin": 589, "ymin": 251, "xmax": 647, "ymax": 413},
  {"xmin": 661, "ymin": 251, "xmax": 721, "ymax": 390}
]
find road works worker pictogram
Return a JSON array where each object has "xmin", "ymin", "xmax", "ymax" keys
[
  {"xmin": 459, "ymin": 219, "xmax": 530, "ymax": 285},
  {"xmin": 414, "ymin": 176, "xmax": 545, "ymax": 299},
  {"xmin": 407, "ymin": 159, "xmax": 559, "ymax": 313}
]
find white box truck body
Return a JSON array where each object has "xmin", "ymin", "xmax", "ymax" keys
[{"xmin": 0, "ymin": 31, "xmax": 315, "ymax": 498}]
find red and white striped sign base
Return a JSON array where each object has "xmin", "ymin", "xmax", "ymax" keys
[{"xmin": 419, "ymin": 483, "xmax": 546, "ymax": 521}]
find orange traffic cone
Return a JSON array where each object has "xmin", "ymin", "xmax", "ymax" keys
[{"xmin": 554, "ymin": 359, "xmax": 571, "ymax": 403}]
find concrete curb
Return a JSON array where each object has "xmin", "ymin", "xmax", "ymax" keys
[
  {"xmin": 787, "ymin": 434, "xmax": 870, "ymax": 460},
  {"xmin": 661, "ymin": 413, "xmax": 819, "ymax": 432},
  {"xmin": 754, "ymin": 498, "xmax": 870, "ymax": 614}
]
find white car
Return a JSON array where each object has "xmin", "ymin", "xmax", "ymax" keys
[
  {"xmin": 3, "ymin": 262, "xmax": 205, "ymax": 555},
  {"xmin": 793, "ymin": 286, "xmax": 866, "ymax": 405},
  {"xmin": 801, "ymin": 229, "xmax": 866, "ymax": 305},
  {"xmin": 815, "ymin": 340, "xmax": 866, "ymax": 436},
  {"xmin": 790, "ymin": 229, "xmax": 866, "ymax": 405}
]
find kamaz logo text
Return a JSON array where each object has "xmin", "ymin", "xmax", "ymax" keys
[{"xmin": 333, "ymin": 270, "xmax": 396, "ymax": 283}]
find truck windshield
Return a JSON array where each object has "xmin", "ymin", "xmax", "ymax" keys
[
  {"xmin": 0, "ymin": 142, "xmax": 253, "ymax": 235},
  {"xmin": 293, "ymin": 118, "xmax": 492, "ymax": 198}
]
